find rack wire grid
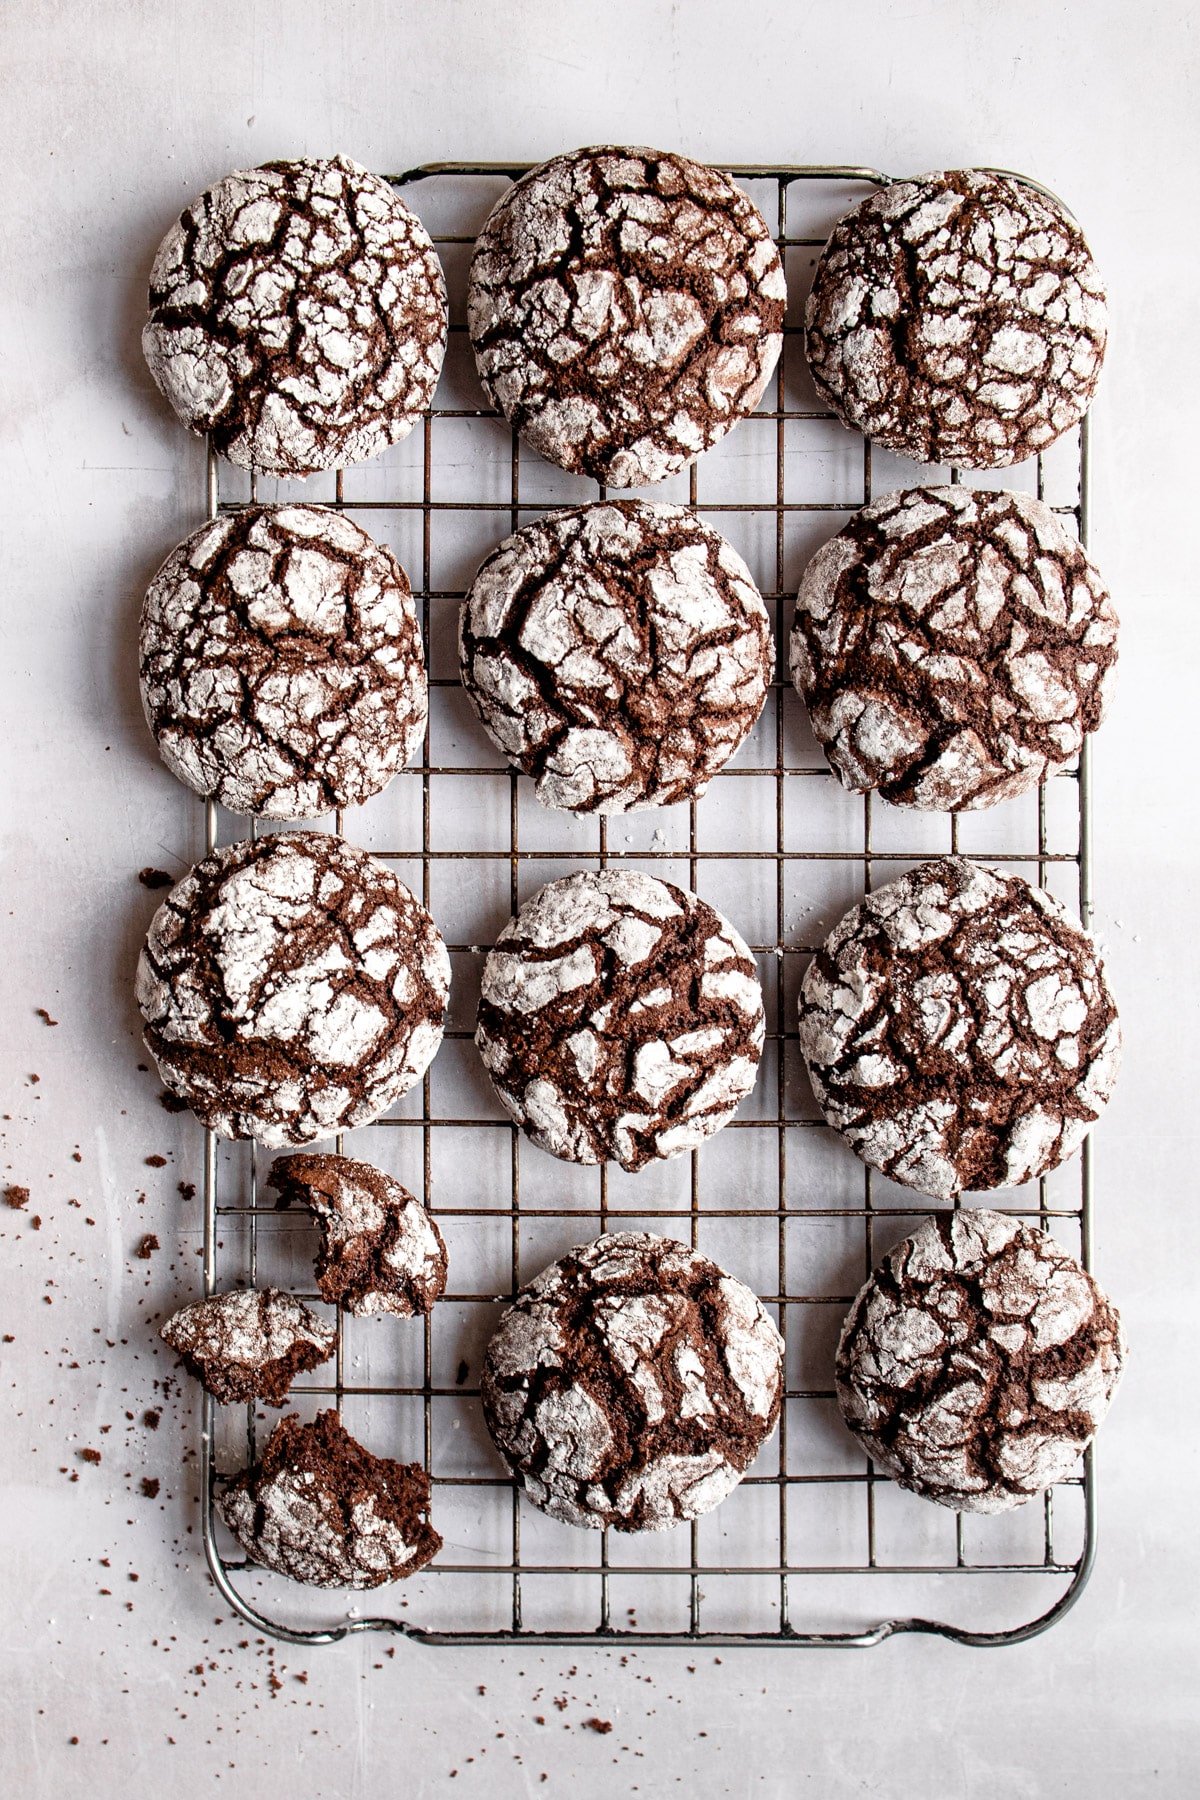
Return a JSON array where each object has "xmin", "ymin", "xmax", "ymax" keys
[{"xmin": 194, "ymin": 162, "xmax": 1101, "ymax": 1649}]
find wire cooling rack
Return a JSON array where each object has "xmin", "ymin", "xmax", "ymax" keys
[{"xmin": 192, "ymin": 164, "xmax": 1100, "ymax": 1648}]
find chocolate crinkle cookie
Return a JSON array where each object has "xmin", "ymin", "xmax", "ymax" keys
[
  {"xmin": 136, "ymin": 831, "xmax": 449, "ymax": 1147},
  {"xmin": 482, "ymin": 1232, "xmax": 783, "ymax": 1531},
  {"xmin": 217, "ymin": 1410, "xmax": 441, "ymax": 1587},
  {"xmin": 799, "ymin": 857, "xmax": 1120, "ymax": 1199},
  {"xmin": 805, "ymin": 169, "xmax": 1107, "ymax": 469},
  {"xmin": 790, "ymin": 486, "xmax": 1118, "ymax": 811},
  {"xmin": 836, "ymin": 1209, "xmax": 1125, "ymax": 1512},
  {"xmin": 476, "ymin": 870, "xmax": 764, "ymax": 1171},
  {"xmin": 468, "ymin": 145, "xmax": 785, "ymax": 485},
  {"xmin": 459, "ymin": 501, "xmax": 772, "ymax": 812},
  {"xmin": 159, "ymin": 1287, "xmax": 335, "ymax": 1406},
  {"xmin": 140, "ymin": 505, "xmax": 427, "ymax": 818},
  {"xmin": 143, "ymin": 155, "xmax": 447, "ymax": 476},
  {"xmin": 270, "ymin": 1152, "xmax": 447, "ymax": 1318}
]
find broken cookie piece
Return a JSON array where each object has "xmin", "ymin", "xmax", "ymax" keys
[
  {"xmin": 217, "ymin": 1409, "xmax": 441, "ymax": 1586},
  {"xmin": 269, "ymin": 1152, "xmax": 447, "ymax": 1318},
  {"xmin": 160, "ymin": 1287, "xmax": 335, "ymax": 1405}
]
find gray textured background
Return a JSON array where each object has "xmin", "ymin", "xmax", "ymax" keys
[{"xmin": 1, "ymin": 2, "xmax": 1195, "ymax": 1793}]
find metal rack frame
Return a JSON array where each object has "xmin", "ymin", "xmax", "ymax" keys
[{"xmin": 193, "ymin": 163, "xmax": 1099, "ymax": 1648}]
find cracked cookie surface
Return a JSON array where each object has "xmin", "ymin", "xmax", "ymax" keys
[
  {"xmin": 804, "ymin": 170, "xmax": 1107, "ymax": 469},
  {"xmin": 460, "ymin": 501, "xmax": 771, "ymax": 812},
  {"xmin": 798, "ymin": 857, "xmax": 1120, "ymax": 1199},
  {"xmin": 468, "ymin": 145, "xmax": 785, "ymax": 485},
  {"xmin": 270, "ymin": 1152, "xmax": 447, "ymax": 1318},
  {"xmin": 217, "ymin": 1409, "xmax": 441, "ymax": 1586},
  {"xmin": 836, "ymin": 1209, "xmax": 1125, "ymax": 1512},
  {"xmin": 136, "ymin": 831, "xmax": 449, "ymax": 1147},
  {"xmin": 159, "ymin": 1286, "xmax": 335, "ymax": 1405},
  {"xmin": 141, "ymin": 504, "xmax": 427, "ymax": 818},
  {"xmin": 143, "ymin": 155, "xmax": 447, "ymax": 475},
  {"xmin": 476, "ymin": 870, "xmax": 764, "ymax": 1170},
  {"xmin": 790, "ymin": 486, "xmax": 1118, "ymax": 811},
  {"xmin": 482, "ymin": 1232, "xmax": 783, "ymax": 1530}
]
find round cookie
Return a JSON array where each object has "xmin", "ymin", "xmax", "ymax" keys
[
  {"xmin": 159, "ymin": 1287, "xmax": 335, "ymax": 1406},
  {"xmin": 270, "ymin": 1152, "xmax": 448, "ymax": 1318},
  {"xmin": 798, "ymin": 857, "xmax": 1120, "ymax": 1199},
  {"xmin": 140, "ymin": 505, "xmax": 427, "ymax": 819},
  {"xmin": 835, "ymin": 1208, "xmax": 1125, "ymax": 1512},
  {"xmin": 143, "ymin": 155, "xmax": 447, "ymax": 476},
  {"xmin": 790, "ymin": 486, "xmax": 1118, "ymax": 811},
  {"xmin": 804, "ymin": 169, "xmax": 1107, "ymax": 469},
  {"xmin": 482, "ymin": 1232, "xmax": 784, "ymax": 1531},
  {"xmin": 136, "ymin": 831, "xmax": 449, "ymax": 1147},
  {"xmin": 217, "ymin": 1410, "xmax": 441, "ymax": 1586},
  {"xmin": 468, "ymin": 145, "xmax": 786, "ymax": 486},
  {"xmin": 476, "ymin": 870, "xmax": 764, "ymax": 1170},
  {"xmin": 459, "ymin": 501, "xmax": 772, "ymax": 812}
]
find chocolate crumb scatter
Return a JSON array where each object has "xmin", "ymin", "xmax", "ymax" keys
[
  {"xmin": 142, "ymin": 155, "xmax": 447, "ymax": 476},
  {"xmin": 791, "ymin": 486, "xmax": 1118, "ymax": 811},
  {"xmin": 836, "ymin": 1209, "xmax": 1125, "ymax": 1511},
  {"xmin": 469, "ymin": 146, "xmax": 785, "ymax": 486},
  {"xmin": 269, "ymin": 1152, "xmax": 447, "ymax": 1317},
  {"xmin": 141, "ymin": 1478, "xmax": 161, "ymax": 1499},
  {"xmin": 160, "ymin": 1288, "xmax": 336, "ymax": 1406},
  {"xmin": 138, "ymin": 868, "xmax": 175, "ymax": 890},
  {"xmin": 482, "ymin": 1232, "xmax": 783, "ymax": 1530},
  {"xmin": 35, "ymin": 1007, "xmax": 58, "ymax": 1026},
  {"xmin": 477, "ymin": 870, "xmax": 764, "ymax": 1170},
  {"xmin": 217, "ymin": 1409, "xmax": 441, "ymax": 1587},
  {"xmin": 798, "ymin": 856, "xmax": 1120, "ymax": 1198},
  {"xmin": 805, "ymin": 168, "xmax": 1107, "ymax": 469},
  {"xmin": 4, "ymin": 1186, "xmax": 29, "ymax": 1210},
  {"xmin": 460, "ymin": 501, "xmax": 771, "ymax": 813},
  {"xmin": 145, "ymin": 1155, "xmax": 167, "ymax": 1168},
  {"xmin": 135, "ymin": 1235, "xmax": 161, "ymax": 1259},
  {"xmin": 79, "ymin": 1448, "xmax": 102, "ymax": 1465}
]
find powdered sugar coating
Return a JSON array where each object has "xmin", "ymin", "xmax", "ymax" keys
[
  {"xmin": 460, "ymin": 501, "xmax": 771, "ymax": 812},
  {"xmin": 477, "ymin": 871, "xmax": 764, "ymax": 1170},
  {"xmin": 217, "ymin": 1411, "xmax": 440, "ymax": 1587},
  {"xmin": 836, "ymin": 1209, "xmax": 1125, "ymax": 1512},
  {"xmin": 805, "ymin": 170, "xmax": 1107, "ymax": 470},
  {"xmin": 798, "ymin": 857, "xmax": 1120, "ymax": 1199},
  {"xmin": 483, "ymin": 1232, "xmax": 784, "ymax": 1530},
  {"xmin": 468, "ymin": 146, "xmax": 785, "ymax": 485},
  {"xmin": 140, "ymin": 505, "xmax": 427, "ymax": 818},
  {"xmin": 790, "ymin": 486, "xmax": 1118, "ymax": 811},
  {"xmin": 270, "ymin": 1152, "xmax": 447, "ymax": 1318},
  {"xmin": 143, "ymin": 156, "xmax": 447, "ymax": 476},
  {"xmin": 136, "ymin": 832, "xmax": 449, "ymax": 1147},
  {"xmin": 159, "ymin": 1287, "xmax": 335, "ymax": 1405}
]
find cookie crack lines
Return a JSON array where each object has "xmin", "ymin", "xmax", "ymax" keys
[
  {"xmin": 477, "ymin": 870, "xmax": 764, "ymax": 1171},
  {"xmin": 460, "ymin": 501, "xmax": 772, "ymax": 813},
  {"xmin": 141, "ymin": 505, "xmax": 427, "ymax": 818},
  {"xmin": 482, "ymin": 1234, "xmax": 784, "ymax": 1531},
  {"xmin": 791, "ymin": 486, "xmax": 1118, "ymax": 812},
  {"xmin": 835, "ymin": 1212, "xmax": 1125, "ymax": 1513},
  {"xmin": 468, "ymin": 146, "xmax": 786, "ymax": 486},
  {"xmin": 143, "ymin": 156, "xmax": 448, "ymax": 476},
  {"xmin": 136, "ymin": 832, "xmax": 449, "ymax": 1147},
  {"xmin": 798, "ymin": 858, "xmax": 1120, "ymax": 1200},
  {"xmin": 805, "ymin": 169, "xmax": 1107, "ymax": 470}
]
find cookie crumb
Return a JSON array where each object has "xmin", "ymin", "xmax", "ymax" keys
[{"xmin": 138, "ymin": 868, "xmax": 175, "ymax": 889}]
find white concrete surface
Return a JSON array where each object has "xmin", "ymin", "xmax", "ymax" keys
[{"xmin": 1, "ymin": 1, "xmax": 1196, "ymax": 1793}]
